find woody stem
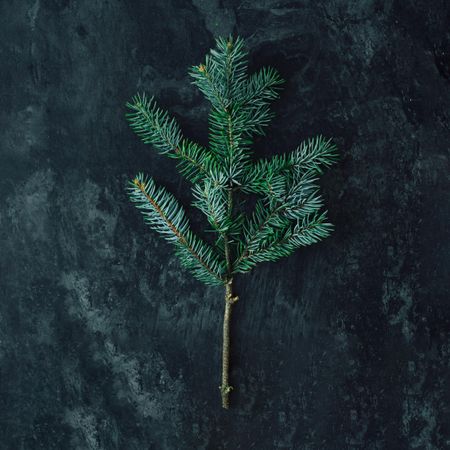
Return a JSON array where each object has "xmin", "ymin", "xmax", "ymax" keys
[{"xmin": 220, "ymin": 278, "xmax": 237, "ymax": 409}]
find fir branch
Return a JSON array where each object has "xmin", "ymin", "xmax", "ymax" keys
[
  {"xmin": 242, "ymin": 66, "xmax": 285, "ymax": 105},
  {"xmin": 190, "ymin": 37, "xmax": 252, "ymax": 182},
  {"xmin": 126, "ymin": 93, "xmax": 215, "ymax": 183},
  {"xmin": 190, "ymin": 63, "xmax": 228, "ymax": 110},
  {"xmin": 170, "ymin": 139, "xmax": 217, "ymax": 183},
  {"xmin": 126, "ymin": 93, "xmax": 182, "ymax": 153},
  {"xmin": 128, "ymin": 173, "xmax": 226, "ymax": 285},
  {"xmin": 234, "ymin": 211, "xmax": 333, "ymax": 273},
  {"xmin": 192, "ymin": 171, "xmax": 230, "ymax": 232},
  {"xmin": 126, "ymin": 35, "xmax": 338, "ymax": 409},
  {"xmin": 233, "ymin": 171, "xmax": 324, "ymax": 273},
  {"xmin": 189, "ymin": 37, "xmax": 286, "ymax": 187},
  {"xmin": 240, "ymin": 135, "xmax": 338, "ymax": 194},
  {"xmin": 189, "ymin": 35, "xmax": 248, "ymax": 108},
  {"xmin": 237, "ymin": 66, "xmax": 285, "ymax": 137}
]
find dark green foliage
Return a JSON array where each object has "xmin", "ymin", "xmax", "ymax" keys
[
  {"xmin": 126, "ymin": 35, "xmax": 337, "ymax": 286},
  {"xmin": 127, "ymin": 173, "xmax": 226, "ymax": 285}
]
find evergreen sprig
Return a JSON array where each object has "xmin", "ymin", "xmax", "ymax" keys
[
  {"xmin": 125, "ymin": 35, "xmax": 338, "ymax": 409},
  {"xmin": 127, "ymin": 173, "xmax": 226, "ymax": 285},
  {"xmin": 126, "ymin": 94, "xmax": 218, "ymax": 183}
]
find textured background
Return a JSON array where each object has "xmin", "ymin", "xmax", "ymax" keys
[{"xmin": 1, "ymin": 0, "xmax": 450, "ymax": 449}]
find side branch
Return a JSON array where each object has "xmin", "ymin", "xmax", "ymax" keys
[
  {"xmin": 133, "ymin": 178, "xmax": 224, "ymax": 284},
  {"xmin": 173, "ymin": 142, "xmax": 209, "ymax": 178},
  {"xmin": 126, "ymin": 94, "xmax": 212, "ymax": 182},
  {"xmin": 234, "ymin": 203, "xmax": 282, "ymax": 269}
]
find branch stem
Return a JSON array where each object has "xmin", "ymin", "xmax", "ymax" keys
[
  {"xmin": 220, "ymin": 165, "xmax": 236, "ymax": 408},
  {"xmin": 220, "ymin": 278, "xmax": 238, "ymax": 409}
]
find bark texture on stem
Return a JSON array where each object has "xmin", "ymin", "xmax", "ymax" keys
[{"xmin": 220, "ymin": 279, "xmax": 238, "ymax": 409}]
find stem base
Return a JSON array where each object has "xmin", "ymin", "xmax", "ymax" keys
[{"xmin": 220, "ymin": 279, "xmax": 238, "ymax": 409}]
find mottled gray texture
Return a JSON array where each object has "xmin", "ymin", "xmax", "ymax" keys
[{"xmin": 1, "ymin": 0, "xmax": 449, "ymax": 449}]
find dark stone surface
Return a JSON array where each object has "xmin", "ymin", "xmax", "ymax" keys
[{"xmin": 1, "ymin": 0, "xmax": 449, "ymax": 448}]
